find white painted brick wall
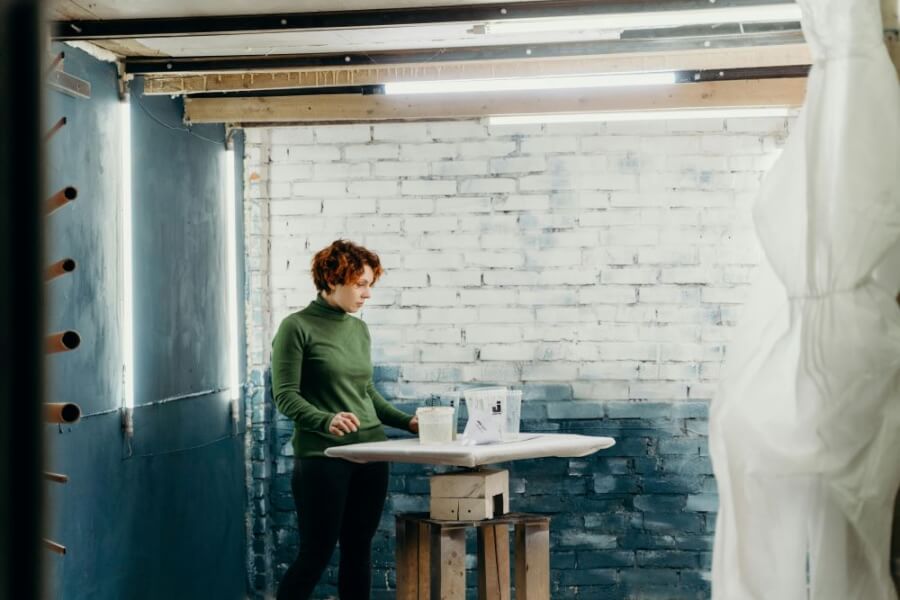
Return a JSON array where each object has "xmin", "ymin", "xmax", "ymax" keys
[{"xmin": 245, "ymin": 117, "xmax": 793, "ymax": 402}]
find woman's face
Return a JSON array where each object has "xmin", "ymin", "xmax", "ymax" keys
[{"xmin": 323, "ymin": 264, "xmax": 374, "ymax": 313}]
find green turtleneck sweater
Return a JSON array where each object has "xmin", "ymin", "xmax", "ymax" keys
[{"xmin": 271, "ymin": 295, "xmax": 413, "ymax": 458}]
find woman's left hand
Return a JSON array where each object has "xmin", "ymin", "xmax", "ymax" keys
[{"xmin": 409, "ymin": 416, "xmax": 419, "ymax": 434}]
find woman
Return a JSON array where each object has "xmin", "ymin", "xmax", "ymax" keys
[{"xmin": 272, "ymin": 239, "xmax": 418, "ymax": 600}]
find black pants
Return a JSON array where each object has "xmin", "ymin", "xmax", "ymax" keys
[{"xmin": 277, "ymin": 457, "xmax": 389, "ymax": 600}]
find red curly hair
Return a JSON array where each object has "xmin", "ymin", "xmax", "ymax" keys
[{"xmin": 311, "ymin": 239, "xmax": 384, "ymax": 293}]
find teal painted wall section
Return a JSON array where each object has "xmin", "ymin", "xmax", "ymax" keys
[{"xmin": 44, "ymin": 45, "xmax": 247, "ymax": 600}]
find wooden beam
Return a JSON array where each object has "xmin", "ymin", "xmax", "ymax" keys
[
  {"xmin": 145, "ymin": 44, "xmax": 810, "ymax": 96},
  {"xmin": 184, "ymin": 78, "xmax": 807, "ymax": 124}
]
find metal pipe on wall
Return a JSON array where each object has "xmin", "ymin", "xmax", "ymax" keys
[
  {"xmin": 44, "ymin": 330, "xmax": 80, "ymax": 354},
  {"xmin": 43, "ymin": 403, "xmax": 81, "ymax": 424},
  {"xmin": 45, "ymin": 186, "xmax": 77, "ymax": 215},
  {"xmin": 44, "ymin": 257, "xmax": 76, "ymax": 282}
]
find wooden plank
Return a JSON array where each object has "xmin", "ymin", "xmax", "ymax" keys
[
  {"xmin": 396, "ymin": 516, "xmax": 418, "ymax": 600},
  {"xmin": 478, "ymin": 524, "xmax": 511, "ymax": 600},
  {"xmin": 514, "ymin": 519, "xmax": 550, "ymax": 600},
  {"xmin": 430, "ymin": 524, "xmax": 466, "ymax": 600},
  {"xmin": 417, "ymin": 521, "xmax": 431, "ymax": 598},
  {"xmin": 144, "ymin": 44, "xmax": 810, "ymax": 95},
  {"xmin": 184, "ymin": 78, "xmax": 807, "ymax": 124}
]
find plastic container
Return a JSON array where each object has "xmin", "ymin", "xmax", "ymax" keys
[
  {"xmin": 436, "ymin": 391, "xmax": 461, "ymax": 440},
  {"xmin": 416, "ymin": 407, "xmax": 455, "ymax": 444},
  {"xmin": 505, "ymin": 390, "xmax": 522, "ymax": 437},
  {"xmin": 463, "ymin": 387, "xmax": 507, "ymax": 415}
]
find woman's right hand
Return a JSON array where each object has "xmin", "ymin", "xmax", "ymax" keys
[{"xmin": 329, "ymin": 412, "xmax": 360, "ymax": 436}]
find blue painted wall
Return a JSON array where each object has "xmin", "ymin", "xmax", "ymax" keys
[
  {"xmin": 44, "ymin": 45, "xmax": 247, "ymax": 600},
  {"xmin": 252, "ymin": 369, "xmax": 715, "ymax": 600}
]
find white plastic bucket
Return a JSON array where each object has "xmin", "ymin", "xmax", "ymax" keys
[{"xmin": 416, "ymin": 407, "xmax": 455, "ymax": 444}]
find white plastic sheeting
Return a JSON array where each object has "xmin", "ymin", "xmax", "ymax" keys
[
  {"xmin": 324, "ymin": 434, "xmax": 615, "ymax": 468},
  {"xmin": 710, "ymin": 0, "xmax": 900, "ymax": 598}
]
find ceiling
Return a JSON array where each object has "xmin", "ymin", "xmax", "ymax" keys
[{"xmin": 49, "ymin": 0, "xmax": 811, "ymax": 124}]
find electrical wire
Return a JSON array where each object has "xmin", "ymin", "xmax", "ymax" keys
[
  {"xmin": 128, "ymin": 429, "xmax": 246, "ymax": 459},
  {"xmin": 135, "ymin": 93, "xmax": 225, "ymax": 146}
]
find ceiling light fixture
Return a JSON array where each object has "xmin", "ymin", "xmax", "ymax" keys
[
  {"xmin": 484, "ymin": 4, "xmax": 802, "ymax": 35},
  {"xmin": 384, "ymin": 72, "xmax": 676, "ymax": 95},
  {"xmin": 487, "ymin": 107, "xmax": 798, "ymax": 125}
]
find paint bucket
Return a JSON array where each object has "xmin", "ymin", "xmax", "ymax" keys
[{"xmin": 416, "ymin": 407, "xmax": 455, "ymax": 444}]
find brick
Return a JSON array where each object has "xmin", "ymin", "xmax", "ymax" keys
[
  {"xmin": 459, "ymin": 141, "xmax": 516, "ymax": 158},
  {"xmin": 400, "ymin": 289, "xmax": 457, "ymax": 307},
  {"xmin": 636, "ymin": 550, "xmax": 699, "ymax": 568},
  {"xmin": 579, "ymin": 286, "xmax": 637, "ymax": 304},
  {"xmin": 372, "ymin": 122, "xmax": 428, "ymax": 141},
  {"xmin": 348, "ymin": 180, "xmax": 398, "ymax": 197},
  {"xmin": 378, "ymin": 198, "xmax": 434, "ymax": 214},
  {"xmin": 399, "ymin": 143, "xmax": 456, "ymax": 160},
  {"xmin": 459, "ymin": 178, "xmax": 516, "ymax": 194},
  {"xmin": 291, "ymin": 181, "xmax": 346, "ymax": 197},
  {"xmin": 464, "ymin": 325, "xmax": 523, "ymax": 343},
  {"xmin": 427, "ymin": 122, "xmax": 487, "ymax": 139},
  {"xmin": 493, "ymin": 194, "xmax": 550, "ymax": 211},
  {"xmin": 464, "ymin": 251, "xmax": 524, "ymax": 268},
  {"xmin": 489, "ymin": 156, "xmax": 547, "ymax": 174},
  {"xmin": 373, "ymin": 161, "xmax": 429, "ymax": 177},
  {"xmin": 546, "ymin": 401, "xmax": 606, "ymax": 420},
  {"xmin": 430, "ymin": 160, "xmax": 487, "ymax": 176},
  {"xmin": 459, "ymin": 289, "xmax": 517, "ymax": 305},
  {"xmin": 429, "ymin": 270, "xmax": 482, "ymax": 287},
  {"xmin": 558, "ymin": 531, "xmax": 618, "ymax": 550},
  {"xmin": 685, "ymin": 494, "xmax": 718, "ymax": 513},
  {"xmin": 400, "ymin": 179, "xmax": 457, "ymax": 196},
  {"xmin": 271, "ymin": 127, "xmax": 315, "ymax": 145},
  {"xmin": 343, "ymin": 144, "xmax": 399, "ymax": 160},
  {"xmin": 420, "ymin": 307, "xmax": 478, "ymax": 324},
  {"xmin": 314, "ymin": 124, "xmax": 370, "ymax": 143}
]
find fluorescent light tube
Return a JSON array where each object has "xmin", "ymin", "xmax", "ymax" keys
[
  {"xmin": 223, "ymin": 149, "xmax": 241, "ymax": 403},
  {"xmin": 120, "ymin": 100, "xmax": 135, "ymax": 411},
  {"xmin": 384, "ymin": 72, "xmax": 676, "ymax": 95},
  {"xmin": 488, "ymin": 107, "xmax": 797, "ymax": 125},
  {"xmin": 485, "ymin": 4, "xmax": 802, "ymax": 35}
]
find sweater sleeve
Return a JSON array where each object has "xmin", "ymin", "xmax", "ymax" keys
[
  {"xmin": 271, "ymin": 315, "xmax": 334, "ymax": 433},
  {"xmin": 368, "ymin": 380, "xmax": 414, "ymax": 431}
]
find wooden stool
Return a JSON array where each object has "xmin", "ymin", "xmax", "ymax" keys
[{"xmin": 395, "ymin": 512, "xmax": 550, "ymax": 600}]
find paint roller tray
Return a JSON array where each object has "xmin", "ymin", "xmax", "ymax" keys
[{"xmin": 325, "ymin": 433, "xmax": 615, "ymax": 468}]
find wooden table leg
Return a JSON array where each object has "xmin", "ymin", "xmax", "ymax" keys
[
  {"xmin": 478, "ymin": 523, "xmax": 511, "ymax": 600},
  {"xmin": 514, "ymin": 519, "xmax": 550, "ymax": 600},
  {"xmin": 430, "ymin": 524, "xmax": 466, "ymax": 600},
  {"xmin": 396, "ymin": 516, "xmax": 419, "ymax": 600}
]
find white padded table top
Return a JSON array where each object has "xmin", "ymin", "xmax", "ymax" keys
[{"xmin": 324, "ymin": 433, "xmax": 616, "ymax": 468}]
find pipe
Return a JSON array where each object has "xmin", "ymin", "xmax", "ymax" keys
[
  {"xmin": 42, "ymin": 472, "xmax": 68, "ymax": 484},
  {"xmin": 44, "ymin": 331, "xmax": 79, "ymax": 354},
  {"xmin": 43, "ymin": 116, "xmax": 66, "ymax": 142},
  {"xmin": 44, "ymin": 51, "xmax": 64, "ymax": 76},
  {"xmin": 43, "ymin": 403, "xmax": 80, "ymax": 424},
  {"xmin": 41, "ymin": 540, "xmax": 65, "ymax": 555},
  {"xmin": 45, "ymin": 186, "xmax": 76, "ymax": 215},
  {"xmin": 44, "ymin": 258, "xmax": 76, "ymax": 282}
]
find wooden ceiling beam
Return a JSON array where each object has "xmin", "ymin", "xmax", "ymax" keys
[
  {"xmin": 184, "ymin": 77, "xmax": 807, "ymax": 124},
  {"xmin": 145, "ymin": 43, "xmax": 810, "ymax": 96}
]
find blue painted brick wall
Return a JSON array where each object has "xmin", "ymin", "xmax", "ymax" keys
[{"xmin": 250, "ymin": 369, "xmax": 717, "ymax": 599}]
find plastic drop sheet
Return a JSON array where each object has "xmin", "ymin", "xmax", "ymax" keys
[{"xmin": 709, "ymin": 1, "xmax": 900, "ymax": 598}]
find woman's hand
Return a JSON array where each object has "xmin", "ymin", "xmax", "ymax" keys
[
  {"xmin": 409, "ymin": 416, "xmax": 419, "ymax": 434},
  {"xmin": 329, "ymin": 412, "xmax": 360, "ymax": 436}
]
